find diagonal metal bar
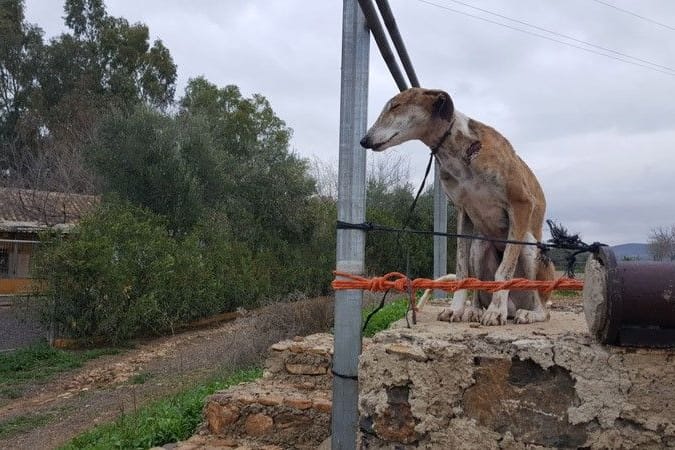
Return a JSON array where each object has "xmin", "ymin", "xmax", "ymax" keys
[
  {"xmin": 375, "ymin": 0, "xmax": 420, "ymax": 87},
  {"xmin": 357, "ymin": 0, "xmax": 408, "ymax": 91}
]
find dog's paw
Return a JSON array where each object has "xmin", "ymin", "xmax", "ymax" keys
[
  {"xmin": 437, "ymin": 307, "xmax": 464, "ymax": 322},
  {"xmin": 461, "ymin": 306, "xmax": 483, "ymax": 322},
  {"xmin": 481, "ymin": 305, "xmax": 507, "ymax": 326},
  {"xmin": 513, "ymin": 309, "xmax": 550, "ymax": 324}
]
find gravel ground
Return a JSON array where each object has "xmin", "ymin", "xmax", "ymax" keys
[{"xmin": 0, "ymin": 300, "xmax": 48, "ymax": 352}]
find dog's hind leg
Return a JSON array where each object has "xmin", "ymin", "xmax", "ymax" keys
[
  {"xmin": 461, "ymin": 238, "xmax": 498, "ymax": 322},
  {"xmin": 482, "ymin": 202, "xmax": 534, "ymax": 326},
  {"xmin": 513, "ymin": 233, "xmax": 551, "ymax": 324}
]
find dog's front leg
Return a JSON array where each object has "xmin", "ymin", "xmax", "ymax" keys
[
  {"xmin": 481, "ymin": 201, "xmax": 531, "ymax": 326},
  {"xmin": 438, "ymin": 208, "xmax": 472, "ymax": 322}
]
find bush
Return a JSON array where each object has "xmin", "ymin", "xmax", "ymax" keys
[
  {"xmin": 34, "ymin": 200, "xmax": 230, "ymax": 343},
  {"xmin": 33, "ymin": 197, "xmax": 337, "ymax": 344}
]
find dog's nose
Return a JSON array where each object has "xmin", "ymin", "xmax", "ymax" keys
[{"xmin": 360, "ymin": 136, "xmax": 370, "ymax": 148}]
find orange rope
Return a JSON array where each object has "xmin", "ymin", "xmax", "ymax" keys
[{"xmin": 332, "ymin": 271, "xmax": 583, "ymax": 295}]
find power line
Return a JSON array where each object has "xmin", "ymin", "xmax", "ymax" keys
[
  {"xmin": 590, "ymin": 0, "xmax": 675, "ymax": 32},
  {"xmin": 443, "ymin": 0, "xmax": 675, "ymax": 73},
  {"xmin": 415, "ymin": 0, "xmax": 675, "ymax": 78}
]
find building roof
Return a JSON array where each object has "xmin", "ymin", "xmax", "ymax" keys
[{"xmin": 0, "ymin": 188, "xmax": 100, "ymax": 233}]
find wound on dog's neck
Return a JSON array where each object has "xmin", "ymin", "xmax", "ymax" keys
[{"xmin": 464, "ymin": 141, "xmax": 482, "ymax": 164}]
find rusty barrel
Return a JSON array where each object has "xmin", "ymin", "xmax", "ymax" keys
[{"xmin": 583, "ymin": 246, "xmax": 675, "ymax": 347}]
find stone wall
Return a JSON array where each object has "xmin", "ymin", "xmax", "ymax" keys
[
  {"xmin": 193, "ymin": 334, "xmax": 335, "ymax": 450},
  {"xmin": 359, "ymin": 307, "xmax": 675, "ymax": 449}
]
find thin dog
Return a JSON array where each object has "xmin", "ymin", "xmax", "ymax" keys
[{"xmin": 361, "ymin": 88, "xmax": 554, "ymax": 326}]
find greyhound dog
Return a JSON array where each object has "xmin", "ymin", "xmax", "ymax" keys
[{"xmin": 360, "ymin": 88, "xmax": 554, "ymax": 326}]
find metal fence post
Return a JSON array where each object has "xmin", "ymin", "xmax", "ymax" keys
[
  {"xmin": 332, "ymin": 0, "xmax": 369, "ymax": 448},
  {"xmin": 433, "ymin": 160, "xmax": 448, "ymax": 297}
]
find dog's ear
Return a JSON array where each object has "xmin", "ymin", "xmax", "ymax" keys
[{"xmin": 429, "ymin": 90, "xmax": 454, "ymax": 121}]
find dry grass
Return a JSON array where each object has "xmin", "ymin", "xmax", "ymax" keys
[{"xmin": 212, "ymin": 296, "xmax": 335, "ymax": 370}]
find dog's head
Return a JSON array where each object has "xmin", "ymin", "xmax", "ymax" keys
[{"xmin": 360, "ymin": 88, "xmax": 454, "ymax": 151}]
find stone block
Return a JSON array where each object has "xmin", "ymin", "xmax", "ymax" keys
[{"xmin": 244, "ymin": 413, "xmax": 273, "ymax": 436}]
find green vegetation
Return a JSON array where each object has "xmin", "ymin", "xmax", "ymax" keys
[
  {"xmin": 362, "ymin": 298, "xmax": 409, "ymax": 337},
  {"xmin": 59, "ymin": 368, "xmax": 262, "ymax": 450},
  {"xmin": 365, "ymin": 166, "xmax": 456, "ymax": 278},
  {"xmin": 4, "ymin": 0, "xmax": 452, "ymax": 344},
  {"xmin": 553, "ymin": 289, "xmax": 582, "ymax": 298},
  {"xmin": 0, "ymin": 341, "xmax": 119, "ymax": 399},
  {"xmin": 129, "ymin": 372, "xmax": 153, "ymax": 385},
  {"xmin": 0, "ymin": 413, "xmax": 54, "ymax": 440}
]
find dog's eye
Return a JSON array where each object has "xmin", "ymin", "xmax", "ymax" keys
[{"xmin": 390, "ymin": 103, "xmax": 400, "ymax": 110}]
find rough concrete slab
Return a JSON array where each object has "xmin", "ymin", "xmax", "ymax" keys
[{"xmin": 360, "ymin": 308, "xmax": 675, "ymax": 449}]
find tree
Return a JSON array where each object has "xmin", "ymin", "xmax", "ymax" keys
[
  {"xmin": 46, "ymin": 0, "xmax": 176, "ymax": 111},
  {"xmin": 0, "ymin": 0, "xmax": 43, "ymax": 151},
  {"xmin": 1, "ymin": 0, "xmax": 177, "ymax": 194},
  {"xmin": 648, "ymin": 225, "xmax": 675, "ymax": 261},
  {"xmin": 89, "ymin": 106, "xmax": 207, "ymax": 234},
  {"xmin": 179, "ymin": 77, "xmax": 316, "ymax": 247}
]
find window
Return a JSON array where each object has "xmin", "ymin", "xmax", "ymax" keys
[{"xmin": 0, "ymin": 250, "xmax": 8, "ymax": 276}]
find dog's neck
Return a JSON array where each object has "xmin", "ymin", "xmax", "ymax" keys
[
  {"xmin": 427, "ymin": 110, "xmax": 482, "ymax": 163},
  {"xmin": 425, "ymin": 110, "xmax": 467, "ymax": 154},
  {"xmin": 430, "ymin": 119, "xmax": 454, "ymax": 155}
]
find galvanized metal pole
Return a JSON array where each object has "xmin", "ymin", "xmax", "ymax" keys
[
  {"xmin": 433, "ymin": 161, "xmax": 448, "ymax": 298},
  {"xmin": 332, "ymin": 0, "xmax": 369, "ymax": 448}
]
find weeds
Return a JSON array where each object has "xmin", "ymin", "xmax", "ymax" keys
[
  {"xmin": 362, "ymin": 297, "xmax": 409, "ymax": 337},
  {"xmin": 0, "ymin": 341, "xmax": 119, "ymax": 397},
  {"xmin": 59, "ymin": 368, "xmax": 262, "ymax": 450},
  {"xmin": 0, "ymin": 413, "xmax": 54, "ymax": 440},
  {"xmin": 129, "ymin": 372, "xmax": 153, "ymax": 385}
]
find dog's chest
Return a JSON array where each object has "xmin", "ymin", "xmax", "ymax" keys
[{"xmin": 439, "ymin": 160, "xmax": 509, "ymax": 237}]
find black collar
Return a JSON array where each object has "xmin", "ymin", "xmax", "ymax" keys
[{"xmin": 430, "ymin": 119, "xmax": 454, "ymax": 155}]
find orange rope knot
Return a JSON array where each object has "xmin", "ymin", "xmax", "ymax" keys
[{"xmin": 332, "ymin": 271, "xmax": 584, "ymax": 294}]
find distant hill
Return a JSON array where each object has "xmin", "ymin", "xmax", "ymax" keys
[{"xmin": 611, "ymin": 243, "xmax": 650, "ymax": 261}]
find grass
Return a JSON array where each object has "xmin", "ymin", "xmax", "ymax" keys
[
  {"xmin": 129, "ymin": 372, "xmax": 153, "ymax": 385},
  {"xmin": 0, "ymin": 341, "xmax": 120, "ymax": 400},
  {"xmin": 553, "ymin": 289, "xmax": 582, "ymax": 298},
  {"xmin": 362, "ymin": 297, "xmax": 409, "ymax": 337},
  {"xmin": 0, "ymin": 413, "xmax": 54, "ymax": 440},
  {"xmin": 59, "ymin": 367, "xmax": 262, "ymax": 450}
]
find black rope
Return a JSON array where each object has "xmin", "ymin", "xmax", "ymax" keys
[
  {"xmin": 331, "ymin": 369, "xmax": 359, "ymax": 381},
  {"xmin": 365, "ymin": 152, "xmax": 436, "ymax": 333},
  {"xmin": 401, "ymin": 153, "xmax": 434, "ymax": 231},
  {"xmin": 362, "ymin": 288, "xmax": 391, "ymax": 333},
  {"xmin": 337, "ymin": 219, "xmax": 606, "ymax": 255},
  {"xmin": 545, "ymin": 220, "xmax": 605, "ymax": 277}
]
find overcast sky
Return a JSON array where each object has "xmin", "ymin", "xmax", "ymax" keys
[{"xmin": 25, "ymin": 0, "xmax": 675, "ymax": 245}]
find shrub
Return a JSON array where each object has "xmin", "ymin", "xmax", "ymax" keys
[
  {"xmin": 33, "ymin": 198, "xmax": 337, "ymax": 344},
  {"xmin": 34, "ymin": 200, "xmax": 227, "ymax": 343}
]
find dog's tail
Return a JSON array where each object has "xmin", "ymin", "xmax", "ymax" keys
[{"xmin": 417, "ymin": 273, "xmax": 457, "ymax": 310}]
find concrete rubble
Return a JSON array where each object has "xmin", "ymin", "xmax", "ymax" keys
[{"xmin": 359, "ymin": 306, "xmax": 675, "ymax": 449}]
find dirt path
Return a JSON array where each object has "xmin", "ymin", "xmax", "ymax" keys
[{"xmin": 0, "ymin": 297, "xmax": 334, "ymax": 450}]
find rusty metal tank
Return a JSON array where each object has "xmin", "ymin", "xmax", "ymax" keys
[{"xmin": 583, "ymin": 247, "xmax": 675, "ymax": 347}]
